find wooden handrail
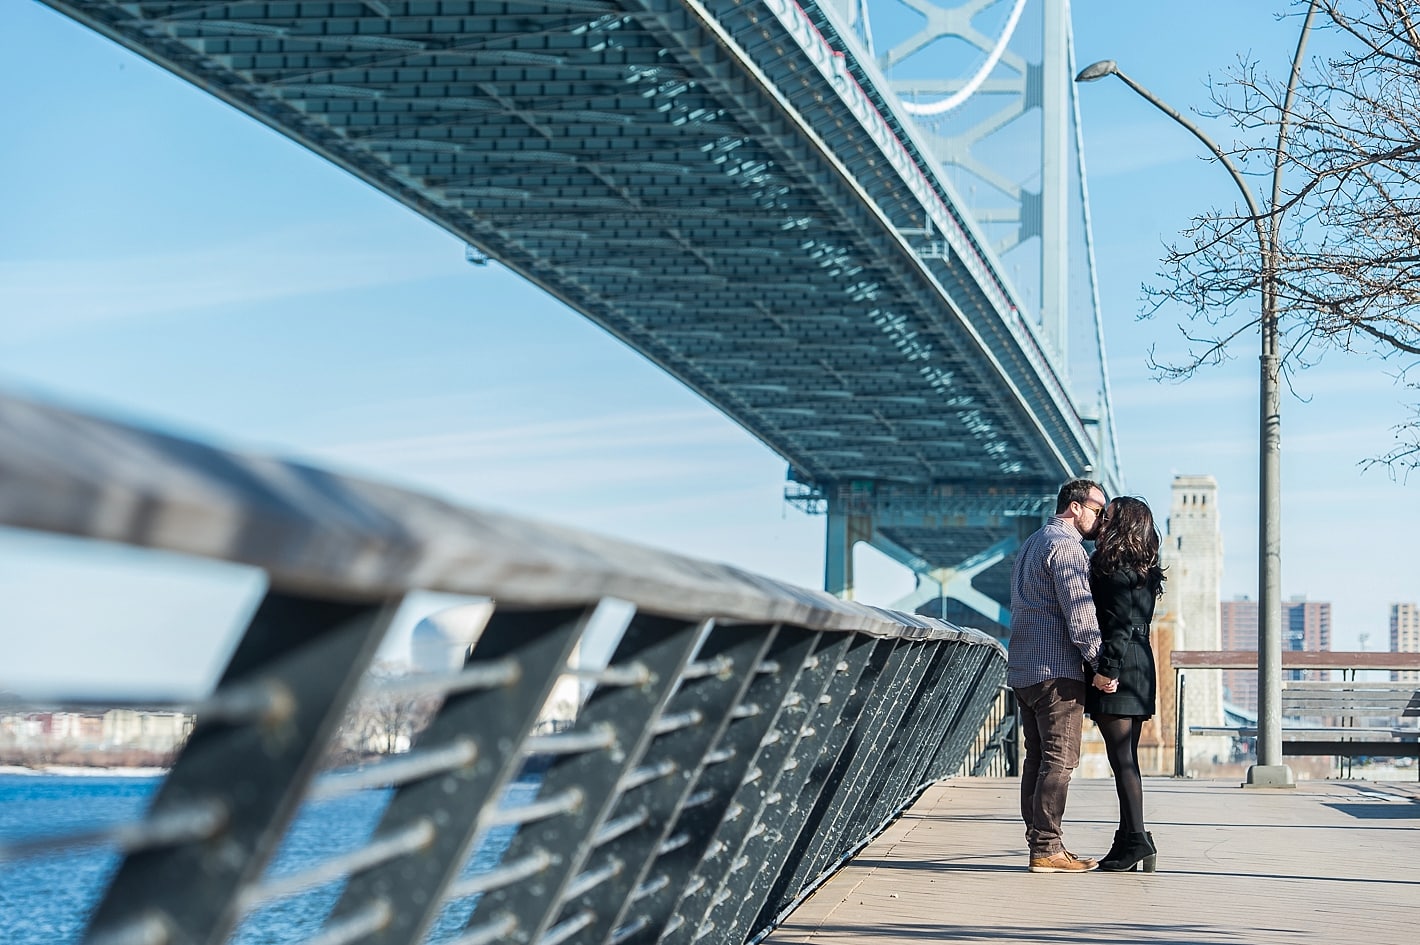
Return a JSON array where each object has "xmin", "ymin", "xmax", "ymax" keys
[{"xmin": 1171, "ymin": 650, "xmax": 1420, "ymax": 671}]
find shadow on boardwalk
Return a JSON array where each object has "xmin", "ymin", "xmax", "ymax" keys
[{"xmin": 766, "ymin": 777, "xmax": 1419, "ymax": 945}]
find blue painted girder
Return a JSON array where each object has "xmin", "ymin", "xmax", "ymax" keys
[{"xmin": 39, "ymin": 0, "xmax": 1106, "ymax": 517}]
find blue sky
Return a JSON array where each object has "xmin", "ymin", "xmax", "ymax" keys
[{"xmin": 2, "ymin": 1, "xmax": 1416, "ymax": 697}]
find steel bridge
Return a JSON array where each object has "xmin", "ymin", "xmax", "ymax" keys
[
  {"xmin": 33, "ymin": 0, "xmax": 1120, "ymax": 638},
  {"xmin": 3, "ymin": 6, "xmax": 1115, "ymax": 940}
]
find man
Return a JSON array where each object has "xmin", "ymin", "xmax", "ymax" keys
[{"xmin": 1008, "ymin": 478, "xmax": 1112, "ymax": 873}]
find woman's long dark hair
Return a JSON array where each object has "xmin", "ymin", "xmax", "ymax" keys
[{"xmin": 1091, "ymin": 495, "xmax": 1166, "ymax": 598}]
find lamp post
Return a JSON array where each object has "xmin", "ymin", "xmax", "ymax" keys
[{"xmin": 1076, "ymin": 2, "xmax": 1318, "ymax": 788}]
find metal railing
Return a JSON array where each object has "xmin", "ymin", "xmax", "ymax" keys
[{"xmin": 0, "ymin": 392, "xmax": 1013, "ymax": 945}]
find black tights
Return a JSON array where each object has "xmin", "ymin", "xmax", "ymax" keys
[{"xmin": 1095, "ymin": 713, "xmax": 1146, "ymax": 834}]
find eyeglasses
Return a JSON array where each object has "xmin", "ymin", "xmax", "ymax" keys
[{"xmin": 1080, "ymin": 502, "xmax": 1105, "ymax": 516}]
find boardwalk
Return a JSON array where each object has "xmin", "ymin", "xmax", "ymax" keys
[{"xmin": 767, "ymin": 777, "xmax": 1419, "ymax": 945}]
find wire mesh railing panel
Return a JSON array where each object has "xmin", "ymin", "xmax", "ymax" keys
[
  {"xmin": 612, "ymin": 629, "xmax": 825, "ymax": 945},
  {"xmin": 697, "ymin": 634, "xmax": 862, "ymax": 945},
  {"xmin": 966, "ymin": 687, "xmax": 1020, "ymax": 779},
  {"xmin": 658, "ymin": 632, "xmax": 843, "ymax": 945},
  {"xmin": 317, "ymin": 607, "xmax": 596, "ymax": 945},
  {"xmin": 751, "ymin": 634, "xmax": 888, "ymax": 925},
  {"xmin": 459, "ymin": 613, "xmax": 705, "ymax": 945},
  {"xmin": 947, "ymin": 660, "xmax": 1016, "ymax": 779},
  {"xmin": 552, "ymin": 625, "xmax": 774, "ymax": 945},
  {"xmin": 785, "ymin": 638, "xmax": 924, "ymax": 876}
]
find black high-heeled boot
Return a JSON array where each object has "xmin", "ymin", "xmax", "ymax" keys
[
  {"xmin": 1100, "ymin": 829, "xmax": 1125, "ymax": 865},
  {"xmin": 1098, "ymin": 831, "xmax": 1156, "ymax": 872}
]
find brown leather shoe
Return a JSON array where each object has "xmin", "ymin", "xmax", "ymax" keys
[{"xmin": 1029, "ymin": 850, "xmax": 1098, "ymax": 873}]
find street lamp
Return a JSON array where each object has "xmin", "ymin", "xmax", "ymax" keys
[{"xmin": 1075, "ymin": 4, "xmax": 1319, "ymax": 788}]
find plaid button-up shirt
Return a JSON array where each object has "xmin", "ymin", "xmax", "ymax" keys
[{"xmin": 1006, "ymin": 515, "xmax": 1102, "ymax": 688}]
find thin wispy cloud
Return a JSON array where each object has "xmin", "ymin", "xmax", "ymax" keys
[
  {"xmin": 310, "ymin": 405, "xmax": 777, "ymax": 514},
  {"xmin": 310, "ymin": 418, "xmax": 808, "ymax": 568},
  {"xmin": 425, "ymin": 454, "xmax": 752, "ymax": 503},
  {"xmin": 1285, "ymin": 362, "xmax": 1417, "ymax": 399},
  {"xmin": 321, "ymin": 407, "xmax": 749, "ymax": 465},
  {"xmin": 1111, "ymin": 372, "xmax": 1255, "ymax": 409},
  {"xmin": 1079, "ymin": 119, "xmax": 1211, "ymax": 178},
  {"xmin": 1, "ymin": 224, "xmax": 457, "ymax": 343},
  {"xmin": 566, "ymin": 483, "xmax": 780, "ymax": 532}
]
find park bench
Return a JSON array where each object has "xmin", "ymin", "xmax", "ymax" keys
[
  {"xmin": 1270, "ymin": 680, "xmax": 1420, "ymax": 759},
  {"xmin": 1172, "ymin": 651, "xmax": 1420, "ymax": 777},
  {"xmin": 1189, "ymin": 680, "xmax": 1419, "ymax": 757}
]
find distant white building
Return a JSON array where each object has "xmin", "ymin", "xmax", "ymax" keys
[
  {"xmin": 410, "ymin": 601, "xmax": 497, "ymax": 672},
  {"xmin": 1161, "ymin": 475, "xmax": 1229, "ymax": 766},
  {"xmin": 102, "ymin": 709, "xmax": 193, "ymax": 752},
  {"xmin": 0, "ymin": 709, "xmax": 190, "ymax": 760},
  {"xmin": 411, "ymin": 600, "xmax": 579, "ymax": 731}
]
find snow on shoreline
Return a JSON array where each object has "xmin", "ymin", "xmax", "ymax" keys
[{"xmin": 0, "ymin": 764, "xmax": 166, "ymax": 777}]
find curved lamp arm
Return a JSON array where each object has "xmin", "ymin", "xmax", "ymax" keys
[{"xmin": 1074, "ymin": 59, "xmax": 1267, "ymax": 256}]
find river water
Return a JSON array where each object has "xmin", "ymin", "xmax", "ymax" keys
[{"xmin": 0, "ymin": 773, "xmax": 527, "ymax": 945}]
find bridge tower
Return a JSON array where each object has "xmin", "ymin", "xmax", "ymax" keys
[{"xmin": 815, "ymin": 0, "xmax": 1118, "ymax": 637}]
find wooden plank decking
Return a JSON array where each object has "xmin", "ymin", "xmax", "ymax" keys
[{"xmin": 766, "ymin": 777, "xmax": 1419, "ymax": 945}]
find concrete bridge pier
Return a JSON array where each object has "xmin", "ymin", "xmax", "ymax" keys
[
  {"xmin": 887, "ymin": 537, "xmax": 1016, "ymax": 629},
  {"xmin": 823, "ymin": 483, "xmax": 1050, "ymax": 638}
]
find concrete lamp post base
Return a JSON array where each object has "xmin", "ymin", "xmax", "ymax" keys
[{"xmin": 1243, "ymin": 764, "xmax": 1297, "ymax": 788}]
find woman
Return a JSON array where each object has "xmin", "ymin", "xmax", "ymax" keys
[{"xmin": 1087, "ymin": 495, "xmax": 1166, "ymax": 873}]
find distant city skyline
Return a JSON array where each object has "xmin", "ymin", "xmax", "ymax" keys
[
  {"xmin": 3, "ymin": 2, "xmax": 1419, "ymax": 699},
  {"xmin": 1221, "ymin": 595, "xmax": 1336, "ymax": 713}
]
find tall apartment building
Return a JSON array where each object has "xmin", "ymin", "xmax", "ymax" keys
[
  {"xmin": 1286, "ymin": 598, "xmax": 1331, "ymax": 681},
  {"xmin": 1220, "ymin": 597, "xmax": 1259, "ymax": 713},
  {"xmin": 1220, "ymin": 596, "xmax": 1333, "ymax": 713},
  {"xmin": 1161, "ymin": 475, "xmax": 1226, "ymax": 764},
  {"xmin": 1392, "ymin": 603, "xmax": 1420, "ymax": 684}
]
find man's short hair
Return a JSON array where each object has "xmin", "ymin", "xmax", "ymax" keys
[{"xmin": 1055, "ymin": 478, "xmax": 1105, "ymax": 515}]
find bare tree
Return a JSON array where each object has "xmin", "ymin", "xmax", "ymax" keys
[
  {"xmin": 1146, "ymin": 0, "xmax": 1420, "ymax": 474},
  {"xmin": 337, "ymin": 662, "xmax": 441, "ymax": 761}
]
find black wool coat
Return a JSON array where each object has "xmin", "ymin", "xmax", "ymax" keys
[{"xmin": 1086, "ymin": 567, "xmax": 1159, "ymax": 719}]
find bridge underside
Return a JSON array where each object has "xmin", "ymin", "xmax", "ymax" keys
[
  {"xmin": 41, "ymin": 0, "xmax": 1104, "ymax": 625},
  {"xmin": 808, "ymin": 483, "xmax": 1051, "ymax": 638}
]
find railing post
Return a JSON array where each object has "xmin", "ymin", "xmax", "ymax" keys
[
  {"xmin": 1007, "ymin": 687, "xmax": 1021, "ymax": 778},
  {"xmin": 659, "ymin": 631, "xmax": 839, "ymax": 945},
  {"xmin": 752, "ymin": 635, "xmax": 890, "ymax": 924},
  {"xmin": 1174, "ymin": 669, "xmax": 1187, "ymax": 778},
  {"xmin": 556, "ymin": 623, "xmax": 779, "ymax": 945},
  {"xmin": 324, "ymin": 605, "xmax": 595, "ymax": 945},
  {"xmin": 83, "ymin": 591, "xmax": 399, "ymax": 945},
  {"xmin": 617, "ymin": 627, "xmax": 825, "ymax": 945},
  {"xmin": 460, "ymin": 611, "xmax": 705, "ymax": 945}
]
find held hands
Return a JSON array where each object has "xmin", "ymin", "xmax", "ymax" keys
[{"xmin": 1092, "ymin": 672, "xmax": 1118, "ymax": 693}]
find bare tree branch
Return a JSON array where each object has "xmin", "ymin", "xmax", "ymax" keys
[{"xmin": 1143, "ymin": 0, "xmax": 1420, "ymax": 472}]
